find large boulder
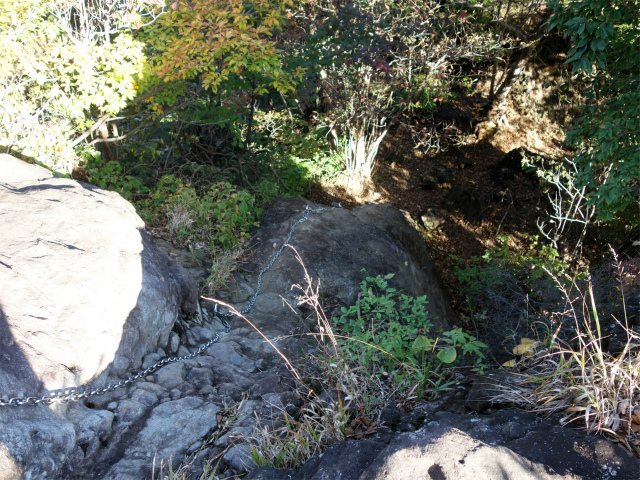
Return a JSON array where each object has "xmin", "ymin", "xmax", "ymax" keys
[
  {"xmin": 0, "ymin": 155, "xmax": 198, "ymax": 478},
  {"xmin": 246, "ymin": 409, "xmax": 640, "ymax": 480},
  {"xmin": 245, "ymin": 197, "xmax": 457, "ymax": 331}
]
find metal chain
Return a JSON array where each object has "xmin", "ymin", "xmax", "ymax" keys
[
  {"xmin": 216, "ymin": 205, "xmax": 329, "ymax": 318},
  {"xmin": 0, "ymin": 204, "xmax": 336, "ymax": 407},
  {"xmin": 0, "ymin": 334, "xmax": 221, "ymax": 407}
]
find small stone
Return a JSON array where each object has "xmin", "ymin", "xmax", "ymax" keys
[
  {"xmin": 135, "ymin": 381, "xmax": 167, "ymax": 397},
  {"xmin": 187, "ymin": 441, "xmax": 202, "ymax": 454},
  {"xmin": 198, "ymin": 385, "xmax": 216, "ymax": 396},
  {"xmin": 142, "ymin": 353, "xmax": 162, "ymax": 370},
  {"xmin": 155, "ymin": 362, "xmax": 186, "ymax": 389},
  {"xmin": 169, "ymin": 332, "xmax": 180, "ymax": 354},
  {"xmin": 186, "ymin": 326, "xmax": 214, "ymax": 347},
  {"xmin": 187, "ymin": 367, "xmax": 213, "ymax": 387},
  {"xmin": 116, "ymin": 399, "xmax": 147, "ymax": 423},
  {"xmin": 420, "ymin": 174, "xmax": 438, "ymax": 190},
  {"xmin": 218, "ymin": 383, "xmax": 242, "ymax": 402},
  {"xmin": 420, "ymin": 208, "xmax": 445, "ymax": 231},
  {"xmin": 223, "ymin": 444, "xmax": 254, "ymax": 472},
  {"xmin": 178, "ymin": 383, "xmax": 196, "ymax": 397},
  {"xmin": 502, "ymin": 421, "xmax": 528, "ymax": 440},
  {"xmin": 131, "ymin": 388, "xmax": 160, "ymax": 408},
  {"xmin": 435, "ymin": 166, "xmax": 454, "ymax": 184}
]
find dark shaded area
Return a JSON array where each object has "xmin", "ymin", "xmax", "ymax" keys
[
  {"xmin": 0, "ymin": 304, "xmax": 43, "ymax": 397},
  {"xmin": 434, "ymin": 106, "xmax": 472, "ymax": 133},
  {"xmin": 0, "ymin": 182, "xmax": 75, "ymax": 194}
]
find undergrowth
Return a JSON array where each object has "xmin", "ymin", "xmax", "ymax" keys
[
  {"xmin": 79, "ymin": 114, "xmax": 345, "ymax": 293},
  {"xmin": 450, "ymin": 233, "xmax": 589, "ymax": 363},
  {"xmin": 245, "ymin": 251, "xmax": 487, "ymax": 469},
  {"xmin": 493, "ymin": 254, "xmax": 640, "ymax": 453},
  {"xmin": 455, "ymin": 239, "xmax": 640, "ymax": 453},
  {"xmin": 334, "ymin": 272, "xmax": 487, "ymax": 398},
  {"xmin": 151, "ymin": 457, "xmax": 224, "ymax": 480}
]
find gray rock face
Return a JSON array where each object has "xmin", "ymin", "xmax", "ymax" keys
[
  {"xmin": 247, "ymin": 197, "xmax": 457, "ymax": 330},
  {"xmin": 0, "ymin": 155, "xmax": 197, "ymax": 478},
  {"xmin": 247, "ymin": 410, "xmax": 640, "ymax": 480},
  {"xmin": 98, "ymin": 396, "xmax": 220, "ymax": 480}
]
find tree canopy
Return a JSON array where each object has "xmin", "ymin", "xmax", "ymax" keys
[
  {"xmin": 548, "ymin": 0, "xmax": 639, "ymax": 221},
  {"xmin": 1, "ymin": 0, "xmax": 637, "ymax": 229}
]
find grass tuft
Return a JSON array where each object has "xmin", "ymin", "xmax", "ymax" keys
[{"xmin": 493, "ymin": 251, "xmax": 640, "ymax": 453}]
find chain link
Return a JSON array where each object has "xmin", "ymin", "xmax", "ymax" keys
[
  {"xmin": 217, "ymin": 205, "xmax": 329, "ymax": 318},
  {"xmin": 0, "ymin": 334, "xmax": 220, "ymax": 407},
  {"xmin": 0, "ymin": 204, "xmax": 336, "ymax": 407}
]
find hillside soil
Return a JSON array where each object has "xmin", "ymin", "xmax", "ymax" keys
[{"xmin": 304, "ymin": 59, "xmax": 624, "ymax": 314}]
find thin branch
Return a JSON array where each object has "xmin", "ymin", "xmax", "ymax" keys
[
  {"xmin": 70, "ymin": 113, "xmax": 110, "ymax": 147},
  {"xmin": 452, "ymin": 1, "xmax": 534, "ymax": 41}
]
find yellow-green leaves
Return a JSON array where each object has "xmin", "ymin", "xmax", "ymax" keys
[
  {"xmin": 412, "ymin": 335, "xmax": 432, "ymax": 351},
  {"xmin": 437, "ymin": 347, "xmax": 457, "ymax": 364},
  {"xmin": 502, "ymin": 338, "xmax": 542, "ymax": 367},
  {"xmin": 143, "ymin": 0, "xmax": 302, "ymax": 96},
  {"xmin": 0, "ymin": 1, "xmax": 147, "ymax": 172}
]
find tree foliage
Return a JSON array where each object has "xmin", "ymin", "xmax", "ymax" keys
[
  {"xmin": 548, "ymin": 0, "xmax": 639, "ymax": 221},
  {"xmin": 287, "ymin": 0, "xmax": 502, "ymax": 179},
  {"xmin": 0, "ymin": 0, "xmax": 150, "ymax": 171},
  {"xmin": 143, "ymin": 0, "xmax": 303, "ymax": 96}
]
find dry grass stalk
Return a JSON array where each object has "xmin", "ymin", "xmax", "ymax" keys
[
  {"xmin": 249, "ymin": 396, "xmax": 349, "ymax": 469},
  {"xmin": 199, "ymin": 296, "xmax": 303, "ymax": 383},
  {"xmin": 245, "ymin": 249, "xmax": 392, "ymax": 469},
  {"xmin": 288, "ymin": 245, "xmax": 338, "ymax": 351},
  {"xmin": 205, "ymin": 246, "xmax": 245, "ymax": 294},
  {"xmin": 493, "ymin": 255, "xmax": 640, "ymax": 451},
  {"xmin": 151, "ymin": 456, "xmax": 227, "ymax": 480}
]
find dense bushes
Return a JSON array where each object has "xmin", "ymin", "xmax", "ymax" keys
[
  {"xmin": 2, "ymin": 0, "xmax": 636, "ymax": 281},
  {"xmin": 548, "ymin": 0, "xmax": 639, "ymax": 221}
]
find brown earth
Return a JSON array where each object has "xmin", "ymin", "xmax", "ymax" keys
[
  {"xmin": 306, "ymin": 133, "xmax": 538, "ymax": 314},
  {"xmin": 304, "ymin": 58, "xmax": 598, "ymax": 316}
]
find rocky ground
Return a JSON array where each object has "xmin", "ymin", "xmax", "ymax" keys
[{"xmin": 1, "ymin": 57, "xmax": 638, "ymax": 479}]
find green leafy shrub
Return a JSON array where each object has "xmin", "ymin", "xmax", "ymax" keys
[
  {"xmin": 547, "ymin": 0, "xmax": 639, "ymax": 221},
  {"xmin": 155, "ymin": 179, "xmax": 261, "ymax": 253},
  {"xmin": 333, "ymin": 273, "xmax": 486, "ymax": 395},
  {"xmin": 251, "ymin": 109, "xmax": 345, "ymax": 196},
  {"xmin": 335, "ymin": 273, "xmax": 431, "ymax": 366},
  {"xmin": 81, "ymin": 155, "xmax": 149, "ymax": 201},
  {"xmin": 277, "ymin": 148, "xmax": 344, "ymax": 190},
  {"xmin": 451, "ymin": 234, "xmax": 571, "ymax": 305}
]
